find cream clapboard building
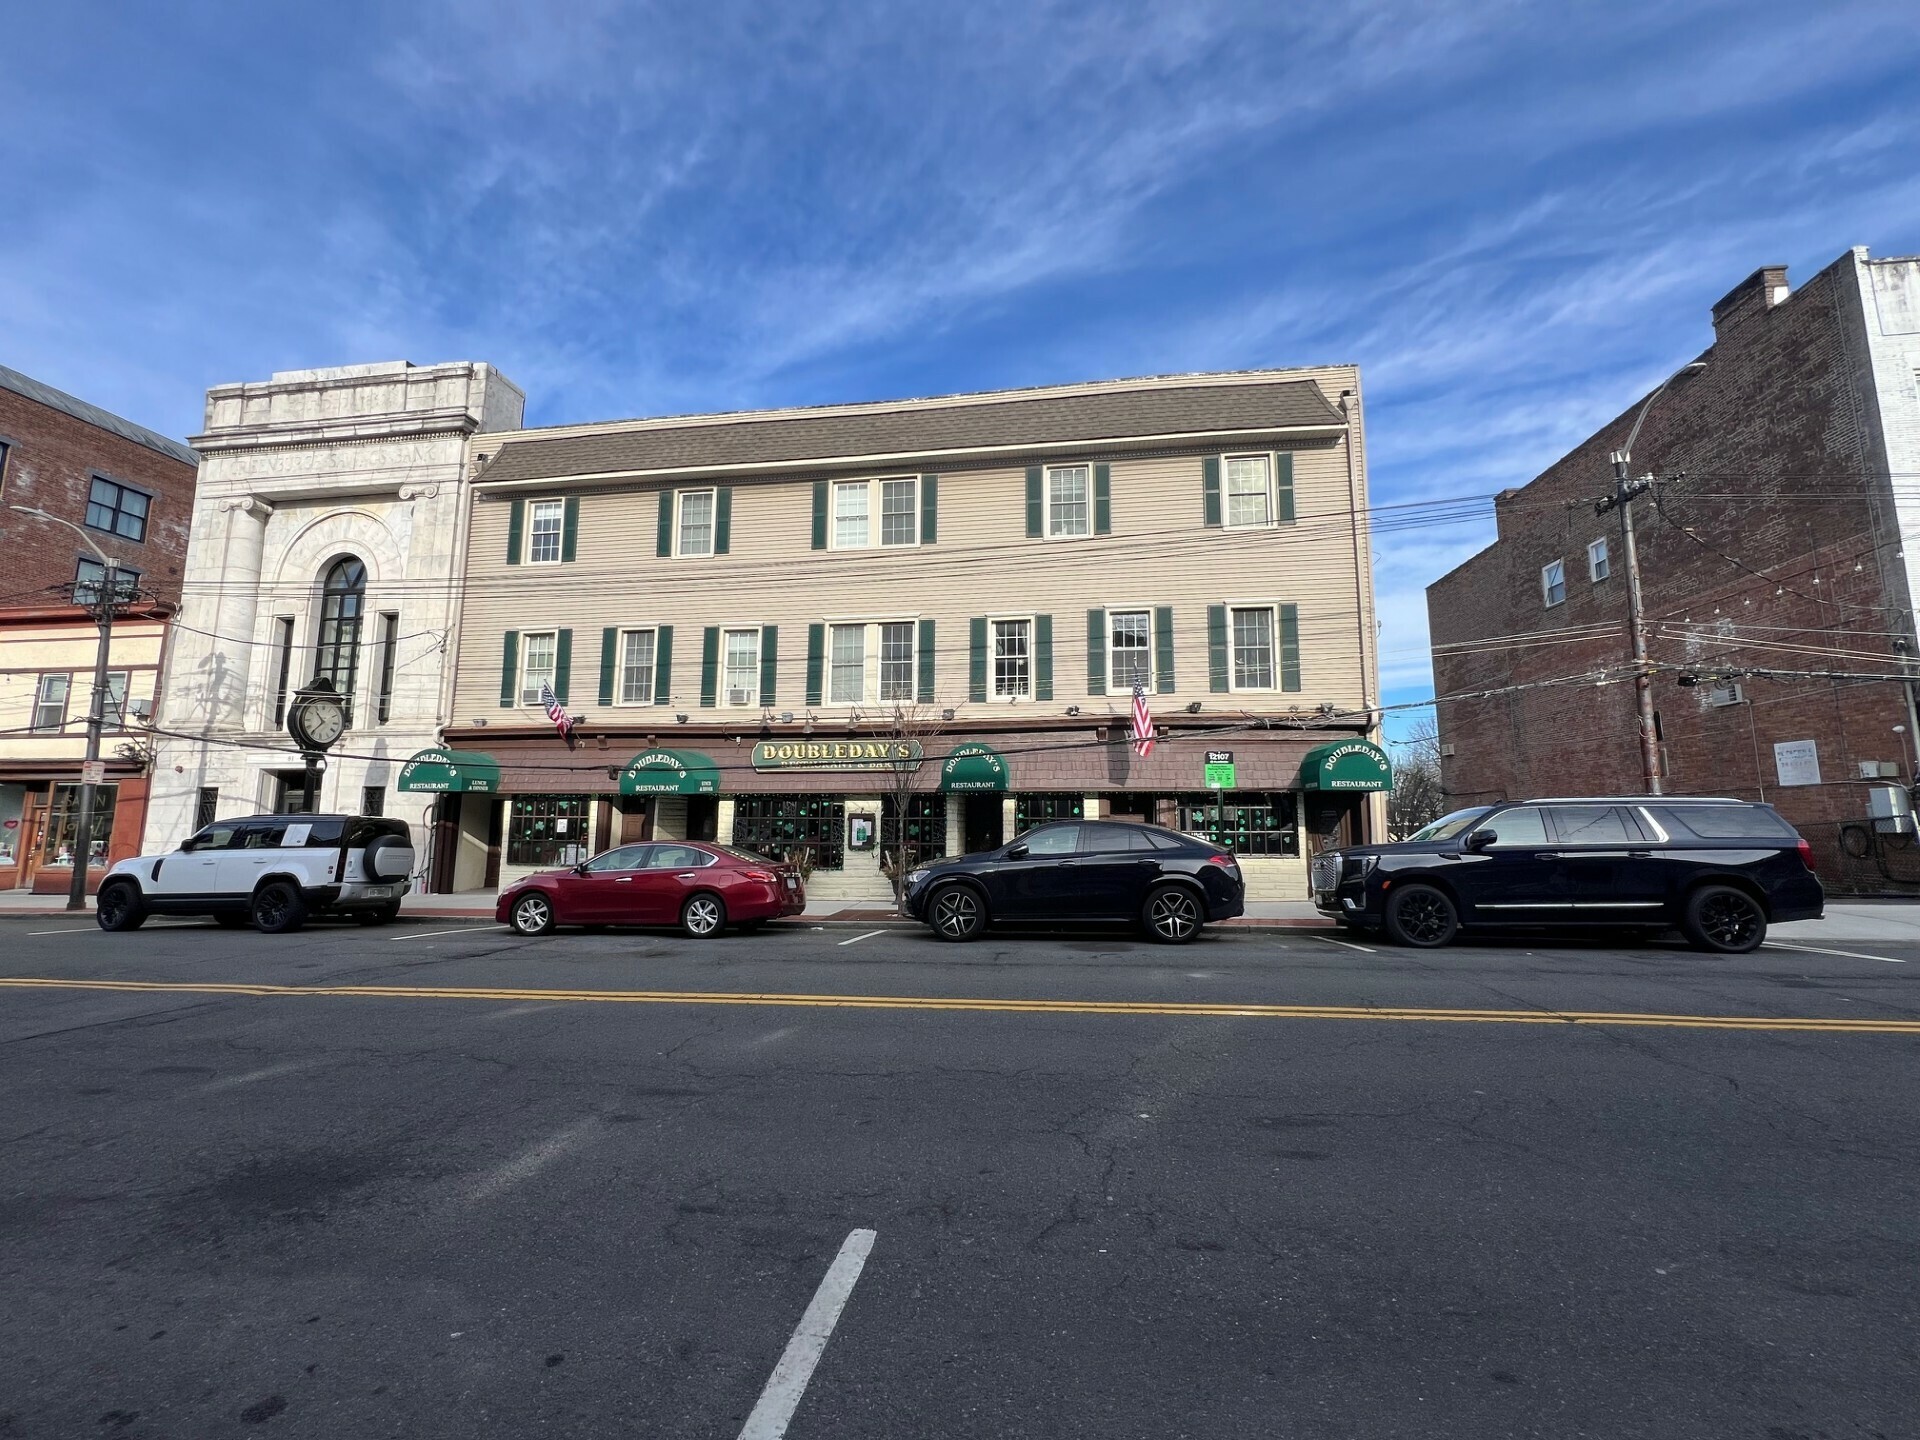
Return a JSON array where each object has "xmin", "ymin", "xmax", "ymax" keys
[{"xmin": 422, "ymin": 369, "xmax": 1386, "ymax": 901}]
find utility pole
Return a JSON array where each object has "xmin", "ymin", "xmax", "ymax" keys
[{"xmin": 1596, "ymin": 455, "xmax": 1663, "ymax": 795}]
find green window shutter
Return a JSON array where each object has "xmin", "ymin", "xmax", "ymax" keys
[
  {"xmin": 811, "ymin": 481, "xmax": 828, "ymax": 550},
  {"xmin": 715, "ymin": 487, "xmax": 733, "ymax": 555},
  {"xmin": 1207, "ymin": 605, "xmax": 1229, "ymax": 692},
  {"xmin": 553, "ymin": 628, "xmax": 573, "ymax": 705},
  {"xmin": 653, "ymin": 626, "xmax": 674, "ymax": 705},
  {"xmin": 656, "ymin": 490, "xmax": 675, "ymax": 557},
  {"xmin": 1276, "ymin": 452, "xmax": 1295, "ymax": 524},
  {"xmin": 920, "ymin": 474, "xmax": 938, "ymax": 545},
  {"xmin": 1154, "ymin": 606, "xmax": 1175, "ymax": 695},
  {"xmin": 1086, "ymin": 609, "xmax": 1106, "ymax": 696},
  {"xmin": 805, "ymin": 624, "xmax": 825, "ymax": 706},
  {"xmin": 1094, "ymin": 463, "xmax": 1111, "ymax": 535},
  {"xmin": 1279, "ymin": 604, "xmax": 1301, "ymax": 692},
  {"xmin": 561, "ymin": 496, "xmax": 580, "ymax": 561},
  {"xmin": 499, "ymin": 631, "xmax": 519, "ymax": 707},
  {"xmin": 598, "ymin": 626, "xmax": 617, "ymax": 706},
  {"xmin": 760, "ymin": 625, "xmax": 778, "ymax": 706},
  {"xmin": 917, "ymin": 618, "xmax": 936, "ymax": 702},
  {"xmin": 969, "ymin": 617, "xmax": 988, "ymax": 702},
  {"xmin": 1025, "ymin": 467, "xmax": 1043, "ymax": 537},
  {"xmin": 699, "ymin": 626, "xmax": 720, "ymax": 707},
  {"xmin": 1202, "ymin": 457, "xmax": 1222, "ymax": 527},
  {"xmin": 1034, "ymin": 613, "xmax": 1053, "ymax": 701},
  {"xmin": 506, "ymin": 499, "xmax": 524, "ymax": 565}
]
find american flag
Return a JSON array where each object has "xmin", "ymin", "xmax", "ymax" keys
[
  {"xmin": 1130, "ymin": 684, "xmax": 1156, "ymax": 759},
  {"xmin": 538, "ymin": 680, "xmax": 575, "ymax": 744}
]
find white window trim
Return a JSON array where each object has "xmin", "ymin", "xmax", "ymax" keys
[
  {"xmin": 988, "ymin": 613, "xmax": 1036, "ymax": 702},
  {"xmin": 1222, "ymin": 452, "xmax": 1280, "ymax": 532},
  {"xmin": 720, "ymin": 626, "xmax": 762, "ymax": 707},
  {"xmin": 827, "ymin": 476, "xmax": 920, "ymax": 552},
  {"xmin": 1224, "ymin": 601, "xmax": 1280, "ymax": 694},
  {"xmin": 822, "ymin": 617, "xmax": 920, "ymax": 706},
  {"xmin": 614, "ymin": 626, "xmax": 658, "ymax": 708},
  {"xmin": 1587, "ymin": 538, "xmax": 1610, "ymax": 582},
  {"xmin": 519, "ymin": 629, "xmax": 559, "ymax": 706},
  {"xmin": 1541, "ymin": 559, "xmax": 1567, "ymax": 608},
  {"xmin": 1106, "ymin": 605, "xmax": 1154, "ymax": 692},
  {"xmin": 1042, "ymin": 463, "xmax": 1093, "ymax": 541},
  {"xmin": 526, "ymin": 497, "xmax": 566, "ymax": 566},
  {"xmin": 674, "ymin": 487, "xmax": 718, "ymax": 558}
]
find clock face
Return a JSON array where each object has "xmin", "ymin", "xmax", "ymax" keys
[{"xmin": 298, "ymin": 697, "xmax": 347, "ymax": 747}]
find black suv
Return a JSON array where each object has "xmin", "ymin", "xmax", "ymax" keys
[{"xmin": 1312, "ymin": 798, "xmax": 1823, "ymax": 953}]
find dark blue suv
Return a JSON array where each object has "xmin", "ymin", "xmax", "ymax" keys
[{"xmin": 1312, "ymin": 797, "xmax": 1823, "ymax": 953}]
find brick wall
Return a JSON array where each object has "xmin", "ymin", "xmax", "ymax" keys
[{"xmin": 1428, "ymin": 251, "xmax": 1914, "ymax": 888}]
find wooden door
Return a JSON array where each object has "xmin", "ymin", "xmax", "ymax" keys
[{"xmin": 18, "ymin": 793, "xmax": 48, "ymax": 889}]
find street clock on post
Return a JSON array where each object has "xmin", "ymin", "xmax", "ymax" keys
[{"xmin": 286, "ymin": 679, "xmax": 347, "ymax": 811}]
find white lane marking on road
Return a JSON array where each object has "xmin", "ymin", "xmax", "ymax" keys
[
  {"xmin": 387, "ymin": 926, "xmax": 505, "ymax": 941},
  {"xmin": 464, "ymin": 1116, "xmax": 599, "ymax": 1203},
  {"xmin": 197, "ymin": 1061, "xmax": 316, "ymax": 1093},
  {"xmin": 1312, "ymin": 933, "xmax": 1376, "ymax": 954},
  {"xmin": 738, "ymin": 1228, "xmax": 877, "ymax": 1440},
  {"xmin": 836, "ymin": 930, "xmax": 886, "ymax": 947},
  {"xmin": 26, "ymin": 928, "xmax": 98, "ymax": 935},
  {"xmin": 1764, "ymin": 941, "xmax": 1906, "ymax": 965},
  {"xmin": 478, "ymin": 1002, "xmax": 560, "ymax": 1021}
]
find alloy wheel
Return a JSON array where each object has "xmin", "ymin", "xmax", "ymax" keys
[
  {"xmin": 1395, "ymin": 889, "xmax": 1453, "ymax": 945},
  {"xmin": 933, "ymin": 888, "xmax": 980, "ymax": 939},
  {"xmin": 1148, "ymin": 889, "xmax": 1199, "ymax": 942},
  {"xmin": 514, "ymin": 895, "xmax": 551, "ymax": 933},
  {"xmin": 684, "ymin": 896, "xmax": 722, "ymax": 936},
  {"xmin": 1699, "ymin": 891, "xmax": 1760, "ymax": 949},
  {"xmin": 254, "ymin": 889, "xmax": 289, "ymax": 929}
]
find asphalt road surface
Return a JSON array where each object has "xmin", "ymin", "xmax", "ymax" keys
[{"xmin": 3, "ymin": 915, "xmax": 1918, "ymax": 1439}]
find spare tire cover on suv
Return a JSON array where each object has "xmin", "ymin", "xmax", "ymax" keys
[{"xmin": 363, "ymin": 834, "xmax": 412, "ymax": 881}]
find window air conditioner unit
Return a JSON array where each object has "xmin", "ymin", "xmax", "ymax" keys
[
  {"xmin": 129, "ymin": 698, "xmax": 152, "ymax": 720},
  {"xmin": 1440, "ymin": 744, "xmax": 1455, "ymax": 759},
  {"xmin": 1706, "ymin": 684, "xmax": 1744, "ymax": 707},
  {"xmin": 727, "ymin": 688, "xmax": 754, "ymax": 706}
]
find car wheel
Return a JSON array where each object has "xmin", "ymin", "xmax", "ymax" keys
[
  {"xmin": 1682, "ymin": 884, "xmax": 1766, "ymax": 953},
  {"xmin": 213, "ymin": 912, "xmax": 249, "ymax": 929},
  {"xmin": 1142, "ymin": 883, "xmax": 1203, "ymax": 944},
  {"xmin": 928, "ymin": 883, "xmax": 984, "ymax": 942},
  {"xmin": 95, "ymin": 880, "xmax": 148, "ymax": 932},
  {"xmin": 510, "ymin": 892, "xmax": 556, "ymax": 936},
  {"xmin": 1383, "ymin": 884, "xmax": 1457, "ymax": 948},
  {"xmin": 251, "ymin": 881, "xmax": 308, "ymax": 935},
  {"xmin": 681, "ymin": 893, "xmax": 726, "ymax": 939}
]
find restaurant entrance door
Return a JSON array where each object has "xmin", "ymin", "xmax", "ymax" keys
[{"xmin": 964, "ymin": 795, "xmax": 1003, "ymax": 854}]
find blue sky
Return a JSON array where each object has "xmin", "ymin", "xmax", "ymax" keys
[{"xmin": 5, "ymin": 1, "xmax": 1919, "ymax": 725}]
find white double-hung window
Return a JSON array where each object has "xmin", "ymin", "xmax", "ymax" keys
[
  {"xmin": 618, "ymin": 629, "xmax": 656, "ymax": 705},
  {"xmin": 1587, "ymin": 538, "xmax": 1610, "ymax": 582},
  {"xmin": 993, "ymin": 618, "xmax": 1031, "ymax": 698},
  {"xmin": 723, "ymin": 629, "xmax": 760, "ymax": 705},
  {"xmin": 1230, "ymin": 606, "xmax": 1275, "ymax": 690},
  {"xmin": 677, "ymin": 489, "xmax": 716, "ymax": 556},
  {"xmin": 1110, "ymin": 610, "xmax": 1151, "ymax": 690},
  {"xmin": 829, "ymin": 623, "xmax": 867, "ymax": 703},
  {"xmin": 520, "ymin": 631, "xmax": 558, "ymax": 705},
  {"xmin": 832, "ymin": 478, "xmax": 918, "ymax": 549},
  {"xmin": 527, "ymin": 500, "xmax": 564, "ymax": 563},
  {"xmin": 1046, "ymin": 465, "xmax": 1091, "ymax": 537},
  {"xmin": 826, "ymin": 620, "xmax": 917, "ymax": 703},
  {"xmin": 1541, "ymin": 559, "xmax": 1567, "ymax": 607},
  {"xmin": 1225, "ymin": 454, "xmax": 1273, "ymax": 528}
]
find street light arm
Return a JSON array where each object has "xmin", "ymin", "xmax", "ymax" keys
[
  {"xmin": 1613, "ymin": 360, "xmax": 1706, "ymax": 470},
  {"xmin": 9, "ymin": 504, "xmax": 111, "ymax": 566}
]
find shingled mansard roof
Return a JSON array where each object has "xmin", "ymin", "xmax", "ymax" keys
[{"xmin": 476, "ymin": 373, "xmax": 1348, "ymax": 486}]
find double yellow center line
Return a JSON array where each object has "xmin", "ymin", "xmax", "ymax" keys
[{"xmin": 2, "ymin": 976, "xmax": 1916, "ymax": 1034}]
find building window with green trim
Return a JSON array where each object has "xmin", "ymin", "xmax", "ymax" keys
[
  {"xmin": 1176, "ymin": 792, "xmax": 1299, "ymax": 856},
  {"xmin": 1014, "ymin": 793, "xmax": 1083, "ymax": 830},
  {"xmin": 519, "ymin": 630, "xmax": 557, "ymax": 705},
  {"xmin": 1230, "ymin": 606, "xmax": 1275, "ymax": 690},
  {"xmin": 508, "ymin": 795, "xmax": 590, "ymax": 867},
  {"xmin": 733, "ymin": 795, "xmax": 846, "ymax": 870},
  {"xmin": 527, "ymin": 500, "xmax": 565, "ymax": 564},
  {"xmin": 619, "ymin": 629, "xmax": 656, "ymax": 705},
  {"xmin": 882, "ymin": 794, "xmax": 947, "ymax": 867}
]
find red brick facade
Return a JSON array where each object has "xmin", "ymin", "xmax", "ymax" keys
[{"xmin": 1427, "ymin": 253, "xmax": 1915, "ymax": 889}]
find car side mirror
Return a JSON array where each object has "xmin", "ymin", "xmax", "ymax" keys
[
  {"xmin": 1464, "ymin": 829, "xmax": 1497, "ymax": 852},
  {"xmin": 1006, "ymin": 842, "xmax": 1029, "ymax": 860},
  {"xmin": 180, "ymin": 836, "xmax": 202, "ymax": 852}
]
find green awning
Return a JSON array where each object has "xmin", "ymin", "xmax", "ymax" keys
[
  {"xmin": 1299, "ymin": 739, "xmax": 1393, "ymax": 792},
  {"xmin": 619, "ymin": 748, "xmax": 721, "ymax": 796},
  {"xmin": 396, "ymin": 748, "xmax": 501, "ymax": 794},
  {"xmin": 940, "ymin": 743, "xmax": 1009, "ymax": 792}
]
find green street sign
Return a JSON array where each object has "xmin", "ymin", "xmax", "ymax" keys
[{"xmin": 1204, "ymin": 750, "xmax": 1235, "ymax": 790}]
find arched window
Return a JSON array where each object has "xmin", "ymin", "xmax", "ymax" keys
[{"xmin": 313, "ymin": 557, "xmax": 367, "ymax": 706}]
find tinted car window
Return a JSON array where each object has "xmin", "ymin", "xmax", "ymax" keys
[
  {"xmin": 1648, "ymin": 804, "xmax": 1795, "ymax": 839},
  {"xmin": 585, "ymin": 845, "xmax": 650, "ymax": 872},
  {"xmin": 188, "ymin": 824, "xmax": 240, "ymax": 851},
  {"xmin": 1481, "ymin": 807, "xmax": 1549, "ymax": 846},
  {"xmin": 1544, "ymin": 806, "xmax": 1640, "ymax": 844},
  {"xmin": 1020, "ymin": 825, "xmax": 1082, "ymax": 856},
  {"xmin": 648, "ymin": 844, "xmax": 715, "ymax": 869},
  {"xmin": 1086, "ymin": 824, "xmax": 1155, "ymax": 853},
  {"xmin": 1407, "ymin": 808, "xmax": 1493, "ymax": 842},
  {"xmin": 344, "ymin": 817, "xmax": 405, "ymax": 846}
]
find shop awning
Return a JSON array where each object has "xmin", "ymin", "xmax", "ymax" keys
[
  {"xmin": 1299, "ymin": 739, "xmax": 1392, "ymax": 792},
  {"xmin": 940, "ymin": 743, "xmax": 1009, "ymax": 792},
  {"xmin": 619, "ymin": 748, "xmax": 721, "ymax": 796},
  {"xmin": 396, "ymin": 749, "xmax": 501, "ymax": 794}
]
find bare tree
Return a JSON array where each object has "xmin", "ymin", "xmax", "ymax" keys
[
  {"xmin": 1387, "ymin": 715, "xmax": 1447, "ymax": 839},
  {"xmin": 872, "ymin": 702, "xmax": 952, "ymax": 909}
]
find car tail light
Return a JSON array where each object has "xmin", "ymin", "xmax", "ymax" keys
[
  {"xmin": 1207, "ymin": 854, "xmax": 1238, "ymax": 869},
  {"xmin": 1796, "ymin": 838, "xmax": 1815, "ymax": 872},
  {"xmin": 742, "ymin": 869, "xmax": 776, "ymax": 882},
  {"xmin": 335, "ymin": 847, "xmax": 348, "ymax": 882}
]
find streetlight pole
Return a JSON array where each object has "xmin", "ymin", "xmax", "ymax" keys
[
  {"xmin": 1594, "ymin": 360, "xmax": 1706, "ymax": 797},
  {"xmin": 12, "ymin": 506, "xmax": 121, "ymax": 911}
]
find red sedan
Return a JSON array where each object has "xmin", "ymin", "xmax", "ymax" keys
[{"xmin": 496, "ymin": 842, "xmax": 805, "ymax": 938}]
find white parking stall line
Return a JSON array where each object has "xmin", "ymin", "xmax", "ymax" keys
[
  {"xmin": 836, "ymin": 930, "xmax": 886, "ymax": 947},
  {"xmin": 387, "ymin": 925, "xmax": 506, "ymax": 941},
  {"xmin": 1312, "ymin": 933, "xmax": 1376, "ymax": 954},
  {"xmin": 738, "ymin": 1228, "xmax": 877, "ymax": 1440},
  {"xmin": 1764, "ymin": 941, "xmax": 1906, "ymax": 964},
  {"xmin": 25, "ymin": 928, "xmax": 97, "ymax": 936}
]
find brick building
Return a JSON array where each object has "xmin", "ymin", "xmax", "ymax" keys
[
  {"xmin": 1427, "ymin": 247, "xmax": 1920, "ymax": 889},
  {"xmin": 0, "ymin": 364, "xmax": 198, "ymax": 891}
]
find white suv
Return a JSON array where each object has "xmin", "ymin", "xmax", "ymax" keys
[{"xmin": 96, "ymin": 814, "xmax": 416, "ymax": 933}]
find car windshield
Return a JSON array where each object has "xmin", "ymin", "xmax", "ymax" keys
[{"xmin": 1405, "ymin": 807, "xmax": 1493, "ymax": 843}]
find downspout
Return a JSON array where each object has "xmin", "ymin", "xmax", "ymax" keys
[{"xmin": 1341, "ymin": 382, "xmax": 1382, "ymax": 844}]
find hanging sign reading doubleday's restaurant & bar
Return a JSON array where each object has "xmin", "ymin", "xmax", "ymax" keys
[{"xmin": 752, "ymin": 739, "xmax": 923, "ymax": 772}]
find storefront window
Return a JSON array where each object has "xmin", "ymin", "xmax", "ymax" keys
[
  {"xmin": 41, "ymin": 783, "xmax": 118, "ymax": 867},
  {"xmin": 1014, "ymin": 792, "xmax": 1083, "ymax": 831},
  {"xmin": 733, "ymin": 795, "xmax": 845, "ymax": 870},
  {"xmin": 508, "ymin": 794, "xmax": 591, "ymax": 867},
  {"xmin": 1176, "ymin": 792, "xmax": 1299, "ymax": 856},
  {"xmin": 881, "ymin": 794, "xmax": 947, "ymax": 867}
]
